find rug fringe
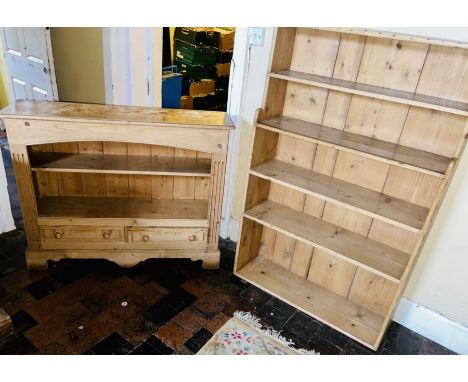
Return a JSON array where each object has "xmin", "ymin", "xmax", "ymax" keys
[{"xmin": 233, "ymin": 311, "xmax": 318, "ymax": 355}]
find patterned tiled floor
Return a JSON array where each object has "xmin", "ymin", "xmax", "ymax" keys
[{"xmin": 0, "ymin": 135, "xmax": 456, "ymax": 355}]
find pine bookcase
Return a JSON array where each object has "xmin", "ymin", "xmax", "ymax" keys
[
  {"xmin": 234, "ymin": 28, "xmax": 468, "ymax": 350},
  {"xmin": 1, "ymin": 101, "xmax": 233, "ymax": 270}
]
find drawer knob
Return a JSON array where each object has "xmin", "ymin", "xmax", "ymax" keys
[
  {"xmin": 142, "ymin": 235, "xmax": 150, "ymax": 242},
  {"xmin": 189, "ymin": 235, "xmax": 197, "ymax": 241},
  {"xmin": 54, "ymin": 231, "xmax": 63, "ymax": 239},
  {"xmin": 103, "ymin": 232, "xmax": 111, "ymax": 239}
]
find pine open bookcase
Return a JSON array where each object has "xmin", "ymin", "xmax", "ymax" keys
[
  {"xmin": 0, "ymin": 101, "xmax": 233, "ymax": 270},
  {"xmin": 234, "ymin": 28, "xmax": 468, "ymax": 350}
]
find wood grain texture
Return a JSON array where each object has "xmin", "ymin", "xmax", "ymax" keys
[
  {"xmin": 251, "ymin": 159, "xmax": 428, "ymax": 231},
  {"xmin": 258, "ymin": 118, "xmax": 450, "ymax": 176},
  {"xmin": 244, "ymin": 200, "xmax": 408, "ymax": 282},
  {"xmin": 237, "ymin": 256, "xmax": 383, "ymax": 347},
  {"xmin": 270, "ymin": 70, "xmax": 468, "ymax": 116},
  {"xmin": 0, "ymin": 100, "xmax": 234, "ymax": 128}
]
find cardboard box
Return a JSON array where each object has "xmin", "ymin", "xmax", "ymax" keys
[
  {"xmin": 218, "ymin": 50, "xmax": 233, "ymax": 63},
  {"xmin": 188, "ymin": 79, "xmax": 216, "ymax": 97},
  {"xmin": 214, "ymin": 28, "xmax": 235, "ymax": 50},
  {"xmin": 174, "ymin": 27, "xmax": 220, "ymax": 47},
  {"xmin": 180, "ymin": 95, "xmax": 193, "ymax": 109},
  {"xmin": 216, "ymin": 63, "xmax": 231, "ymax": 77}
]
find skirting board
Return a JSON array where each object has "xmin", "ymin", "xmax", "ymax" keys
[{"xmin": 394, "ymin": 297, "xmax": 468, "ymax": 354}]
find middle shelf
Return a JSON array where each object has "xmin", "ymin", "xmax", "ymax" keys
[
  {"xmin": 250, "ymin": 159, "xmax": 428, "ymax": 232},
  {"xmin": 258, "ymin": 115, "xmax": 451, "ymax": 176},
  {"xmin": 244, "ymin": 200, "xmax": 409, "ymax": 283},
  {"xmin": 30, "ymin": 152, "xmax": 212, "ymax": 177}
]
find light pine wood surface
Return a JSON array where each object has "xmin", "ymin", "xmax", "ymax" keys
[
  {"xmin": 2, "ymin": 101, "xmax": 232, "ymax": 270},
  {"xmin": 235, "ymin": 27, "xmax": 468, "ymax": 350}
]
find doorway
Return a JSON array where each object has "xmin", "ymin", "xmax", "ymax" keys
[{"xmin": 162, "ymin": 27, "xmax": 235, "ymax": 112}]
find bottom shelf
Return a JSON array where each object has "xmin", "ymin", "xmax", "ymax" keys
[
  {"xmin": 236, "ymin": 256, "xmax": 384, "ymax": 348},
  {"xmin": 37, "ymin": 196, "xmax": 209, "ymax": 227}
]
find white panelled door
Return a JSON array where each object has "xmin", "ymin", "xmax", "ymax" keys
[{"xmin": 1, "ymin": 27, "xmax": 58, "ymax": 101}]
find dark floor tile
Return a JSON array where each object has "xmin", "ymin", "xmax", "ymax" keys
[
  {"xmin": 307, "ymin": 335, "xmax": 342, "ymax": 355},
  {"xmin": 379, "ymin": 348, "xmax": 392, "ymax": 355},
  {"xmin": 279, "ymin": 328, "xmax": 312, "ymax": 350},
  {"xmin": 174, "ymin": 345, "xmax": 194, "ymax": 355},
  {"xmin": 239, "ymin": 286, "xmax": 272, "ymax": 307},
  {"xmin": 155, "ymin": 320, "xmax": 193, "ymax": 350},
  {"xmin": 218, "ymin": 237, "xmax": 236, "ymax": 254},
  {"xmin": 256, "ymin": 305, "xmax": 291, "ymax": 329},
  {"xmin": 192, "ymin": 290, "xmax": 230, "ymax": 319},
  {"xmin": 144, "ymin": 301, "xmax": 178, "ymax": 327},
  {"xmin": 150, "ymin": 266, "xmax": 189, "ymax": 290},
  {"xmin": 160, "ymin": 288, "xmax": 197, "ymax": 312},
  {"xmin": 283, "ymin": 310, "xmax": 321, "ymax": 338},
  {"xmin": 265, "ymin": 297, "xmax": 296, "ymax": 317},
  {"xmin": 89, "ymin": 332, "xmax": 134, "ymax": 355},
  {"xmin": 419, "ymin": 338, "xmax": 455, "ymax": 355},
  {"xmin": 122, "ymin": 280, "xmax": 169, "ymax": 310},
  {"xmin": 130, "ymin": 341, "xmax": 162, "ymax": 355},
  {"xmin": 0, "ymin": 334, "xmax": 38, "ymax": 355},
  {"xmin": 81, "ymin": 288, "xmax": 118, "ymax": 315},
  {"xmin": 184, "ymin": 328, "xmax": 213, "ymax": 353},
  {"xmin": 173, "ymin": 306, "xmax": 208, "ymax": 334},
  {"xmin": 382, "ymin": 322, "xmax": 423, "ymax": 355},
  {"xmin": 24, "ymin": 278, "xmax": 59, "ymax": 300},
  {"xmin": 341, "ymin": 340, "xmax": 375, "ymax": 355},
  {"xmin": 52, "ymin": 267, "xmax": 88, "ymax": 285},
  {"xmin": 11, "ymin": 309, "xmax": 38, "ymax": 334},
  {"xmin": 145, "ymin": 335, "xmax": 174, "ymax": 354},
  {"xmin": 0, "ymin": 289, "xmax": 38, "ymax": 316},
  {"xmin": 117, "ymin": 314, "xmax": 158, "ymax": 347},
  {"xmin": 316, "ymin": 325, "xmax": 349, "ymax": 348},
  {"xmin": 205, "ymin": 312, "xmax": 230, "ymax": 333},
  {"xmin": 181, "ymin": 277, "xmax": 212, "ymax": 298}
]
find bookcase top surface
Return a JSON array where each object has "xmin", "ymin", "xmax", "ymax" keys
[{"xmin": 0, "ymin": 101, "xmax": 234, "ymax": 129}]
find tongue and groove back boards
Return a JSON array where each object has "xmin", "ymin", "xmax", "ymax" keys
[
  {"xmin": 30, "ymin": 142, "xmax": 212, "ymax": 201},
  {"xmin": 235, "ymin": 28, "xmax": 468, "ymax": 349}
]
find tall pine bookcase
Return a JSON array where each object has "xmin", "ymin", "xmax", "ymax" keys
[{"xmin": 234, "ymin": 28, "xmax": 468, "ymax": 350}]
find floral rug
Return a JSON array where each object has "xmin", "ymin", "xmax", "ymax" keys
[{"xmin": 197, "ymin": 311, "xmax": 318, "ymax": 355}]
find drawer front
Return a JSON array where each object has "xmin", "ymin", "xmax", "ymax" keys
[
  {"xmin": 41, "ymin": 226, "xmax": 124, "ymax": 242},
  {"xmin": 129, "ymin": 227, "xmax": 207, "ymax": 243}
]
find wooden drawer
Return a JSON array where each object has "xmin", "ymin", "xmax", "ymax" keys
[
  {"xmin": 41, "ymin": 226, "xmax": 124, "ymax": 242},
  {"xmin": 128, "ymin": 227, "xmax": 207, "ymax": 243}
]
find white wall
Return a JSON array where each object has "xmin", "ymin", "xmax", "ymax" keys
[
  {"xmin": 0, "ymin": 147, "xmax": 14, "ymax": 233},
  {"xmin": 224, "ymin": 27, "xmax": 468, "ymax": 354}
]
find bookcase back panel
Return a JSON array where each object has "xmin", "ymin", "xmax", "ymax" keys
[
  {"xmin": 271, "ymin": 28, "xmax": 468, "ymax": 160},
  {"xmin": 273, "ymin": 133, "xmax": 441, "ymax": 210},
  {"xmin": 30, "ymin": 141, "xmax": 211, "ymax": 200}
]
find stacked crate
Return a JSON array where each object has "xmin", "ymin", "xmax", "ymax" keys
[{"xmin": 173, "ymin": 27, "xmax": 234, "ymax": 111}]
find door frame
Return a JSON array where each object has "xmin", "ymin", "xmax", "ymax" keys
[{"xmin": 102, "ymin": 27, "xmax": 162, "ymax": 107}]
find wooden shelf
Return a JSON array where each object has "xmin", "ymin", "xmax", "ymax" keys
[
  {"xmin": 30, "ymin": 152, "xmax": 212, "ymax": 177},
  {"xmin": 251, "ymin": 159, "xmax": 428, "ymax": 232},
  {"xmin": 270, "ymin": 70, "xmax": 468, "ymax": 117},
  {"xmin": 236, "ymin": 256, "xmax": 383, "ymax": 347},
  {"xmin": 258, "ymin": 116, "xmax": 451, "ymax": 176},
  {"xmin": 37, "ymin": 196, "xmax": 209, "ymax": 227},
  {"xmin": 244, "ymin": 200, "xmax": 409, "ymax": 282}
]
